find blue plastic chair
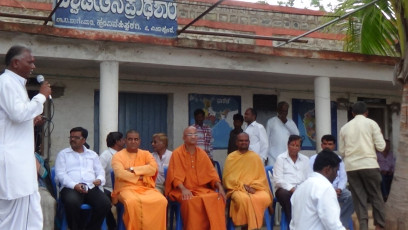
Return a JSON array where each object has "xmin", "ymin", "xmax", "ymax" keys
[
  {"xmin": 111, "ymin": 170, "xmax": 126, "ymax": 230},
  {"xmin": 349, "ymin": 217, "xmax": 354, "ymax": 230},
  {"xmin": 264, "ymin": 166, "xmax": 288, "ymax": 230},
  {"xmin": 50, "ymin": 167, "xmax": 57, "ymax": 197},
  {"xmin": 213, "ymin": 160, "xmax": 223, "ymax": 181},
  {"xmin": 164, "ymin": 167, "xmax": 183, "ymax": 230},
  {"xmin": 51, "ymin": 167, "xmax": 108, "ymax": 230},
  {"xmin": 168, "ymin": 200, "xmax": 183, "ymax": 230}
]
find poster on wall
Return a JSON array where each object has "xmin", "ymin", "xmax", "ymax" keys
[
  {"xmin": 292, "ymin": 99, "xmax": 337, "ymax": 150},
  {"xmin": 53, "ymin": 0, "xmax": 178, "ymax": 38},
  {"xmin": 188, "ymin": 94, "xmax": 241, "ymax": 149}
]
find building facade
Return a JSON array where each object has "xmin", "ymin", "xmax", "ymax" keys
[{"xmin": 0, "ymin": 0, "xmax": 401, "ymax": 166}]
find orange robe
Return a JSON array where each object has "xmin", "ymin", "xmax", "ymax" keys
[
  {"xmin": 165, "ymin": 144, "xmax": 226, "ymax": 230},
  {"xmin": 222, "ymin": 150, "xmax": 272, "ymax": 230},
  {"xmin": 112, "ymin": 149, "xmax": 167, "ymax": 230}
]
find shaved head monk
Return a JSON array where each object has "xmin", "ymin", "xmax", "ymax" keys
[
  {"xmin": 165, "ymin": 126, "xmax": 226, "ymax": 230},
  {"xmin": 111, "ymin": 130, "xmax": 167, "ymax": 230},
  {"xmin": 223, "ymin": 132, "xmax": 273, "ymax": 229}
]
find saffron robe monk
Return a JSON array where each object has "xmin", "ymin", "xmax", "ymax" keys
[
  {"xmin": 165, "ymin": 126, "xmax": 226, "ymax": 230},
  {"xmin": 112, "ymin": 130, "xmax": 167, "ymax": 230},
  {"xmin": 223, "ymin": 132, "xmax": 273, "ymax": 230}
]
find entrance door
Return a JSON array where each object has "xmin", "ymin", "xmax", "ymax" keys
[{"xmin": 94, "ymin": 92, "xmax": 168, "ymax": 152}]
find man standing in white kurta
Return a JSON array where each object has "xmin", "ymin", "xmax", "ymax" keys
[
  {"xmin": 244, "ymin": 108, "xmax": 268, "ymax": 162},
  {"xmin": 0, "ymin": 45, "xmax": 51, "ymax": 229},
  {"xmin": 266, "ymin": 101, "xmax": 299, "ymax": 166}
]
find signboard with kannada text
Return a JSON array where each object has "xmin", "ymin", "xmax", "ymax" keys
[{"xmin": 53, "ymin": 0, "xmax": 178, "ymax": 38}]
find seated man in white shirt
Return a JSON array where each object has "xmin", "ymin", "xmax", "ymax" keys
[
  {"xmin": 309, "ymin": 134, "xmax": 354, "ymax": 228},
  {"xmin": 151, "ymin": 133, "xmax": 172, "ymax": 194},
  {"xmin": 55, "ymin": 127, "xmax": 111, "ymax": 230},
  {"xmin": 290, "ymin": 149, "xmax": 345, "ymax": 230},
  {"xmin": 273, "ymin": 135, "xmax": 310, "ymax": 224}
]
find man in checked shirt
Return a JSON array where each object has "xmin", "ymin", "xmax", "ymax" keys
[{"xmin": 192, "ymin": 109, "xmax": 214, "ymax": 161}]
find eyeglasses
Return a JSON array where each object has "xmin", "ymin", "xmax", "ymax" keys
[
  {"xmin": 186, "ymin": 133, "xmax": 198, "ymax": 137},
  {"xmin": 68, "ymin": 136, "xmax": 83, "ymax": 140}
]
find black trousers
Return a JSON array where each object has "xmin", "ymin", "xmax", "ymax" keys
[
  {"xmin": 104, "ymin": 189, "xmax": 117, "ymax": 230},
  {"xmin": 60, "ymin": 187, "xmax": 111, "ymax": 230},
  {"xmin": 275, "ymin": 188, "xmax": 293, "ymax": 224},
  {"xmin": 380, "ymin": 173, "xmax": 393, "ymax": 201}
]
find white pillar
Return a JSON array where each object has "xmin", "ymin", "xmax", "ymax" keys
[
  {"xmin": 314, "ymin": 76, "xmax": 331, "ymax": 152},
  {"xmin": 99, "ymin": 61, "xmax": 119, "ymax": 152}
]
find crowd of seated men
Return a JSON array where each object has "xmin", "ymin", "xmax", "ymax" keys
[{"xmin": 42, "ymin": 105, "xmax": 390, "ymax": 230}]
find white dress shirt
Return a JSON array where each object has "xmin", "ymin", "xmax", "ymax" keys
[
  {"xmin": 99, "ymin": 147, "xmax": 117, "ymax": 191},
  {"xmin": 290, "ymin": 172, "xmax": 345, "ymax": 230},
  {"xmin": 0, "ymin": 69, "xmax": 46, "ymax": 199},
  {"xmin": 55, "ymin": 146, "xmax": 106, "ymax": 190},
  {"xmin": 273, "ymin": 151, "xmax": 310, "ymax": 191},
  {"xmin": 152, "ymin": 149, "xmax": 173, "ymax": 186},
  {"xmin": 244, "ymin": 121, "xmax": 268, "ymax": 160},
  {"xmin": 266, "ymin": 116, "xmax": 299, "ymax": 166},
  {"xmin": 309, "ymin": 154, "xmax": 347, "ymax": 190}
]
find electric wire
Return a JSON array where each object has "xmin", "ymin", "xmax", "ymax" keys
[{"xmin": 160, "ymin": 0, "xmax": 341, "ymax": 18}]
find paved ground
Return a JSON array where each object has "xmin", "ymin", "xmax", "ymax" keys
[
  {"xmin": 115, "ymin": 203, "xmax": 377, "ymax": 230},
  {"xmin": 259, "ymin": 205, "xmax": 376, "ymax": 230}
]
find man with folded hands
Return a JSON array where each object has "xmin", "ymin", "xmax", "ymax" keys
[{"xmin": 111, "ymin": 129, "xmax": 167, "ymax": 230}]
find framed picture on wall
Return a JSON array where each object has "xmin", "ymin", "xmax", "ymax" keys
[
  {"xmin": 292, "ymin": 99, "xmax": 337, "ymax": 150},
  {"xmin": 188, "ymin": 93, "xmax": 241, "ymax": 149}
]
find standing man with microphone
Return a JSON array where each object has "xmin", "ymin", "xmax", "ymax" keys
[{"xmin": 0, "ymin": 45, "xmax": 51, "ymax": 229}]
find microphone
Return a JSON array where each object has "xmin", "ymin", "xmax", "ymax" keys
[{"xmin": 36, "ymin": 75, "xmax": 52, "ymax": 100}]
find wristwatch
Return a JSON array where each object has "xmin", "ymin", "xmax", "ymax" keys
[{"xmin": 129, "ymin": 167, "xmax": 134, "ymax": 172}]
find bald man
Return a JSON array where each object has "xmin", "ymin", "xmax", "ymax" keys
[
  {"xmin": 165, "ymin": 126, "xmax": 226, "ymax": 230},
  {"xmin": 223, "ymin": 132, "xmax": 273, "ymax": 229}
]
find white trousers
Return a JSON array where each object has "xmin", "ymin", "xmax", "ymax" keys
[{"xmin": 0, "ymin": 191, "xmax": 43, "ymax": 230}]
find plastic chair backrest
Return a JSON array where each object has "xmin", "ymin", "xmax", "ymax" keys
[
  {"xmin": 213, "ymin": 160, "xmax": 222, "ymax": 181},
  {"xmin": 111, "ymin": 170, "xmax": 115, "ymax": 189},
  {"xmin": 163, "ymin": 166, "xmax": 182, "ymax": 230},
  {"xmin": 50, "ymin": 167, "xmax": 57, "ymax": 198},
  {"xmin": 164, "ymin": 167, "xmax": 168, "ymax": 180},
  {"xmin": 265, "ymin": 165, "xmax": 290, "ymax": 230},
  {"xmin": 110, "ymin": 170, "xmax": 125, "ymax": 230},
  {"xmin": 264, "ymin": 165, "xmax": 274, "ymax": 193}
]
